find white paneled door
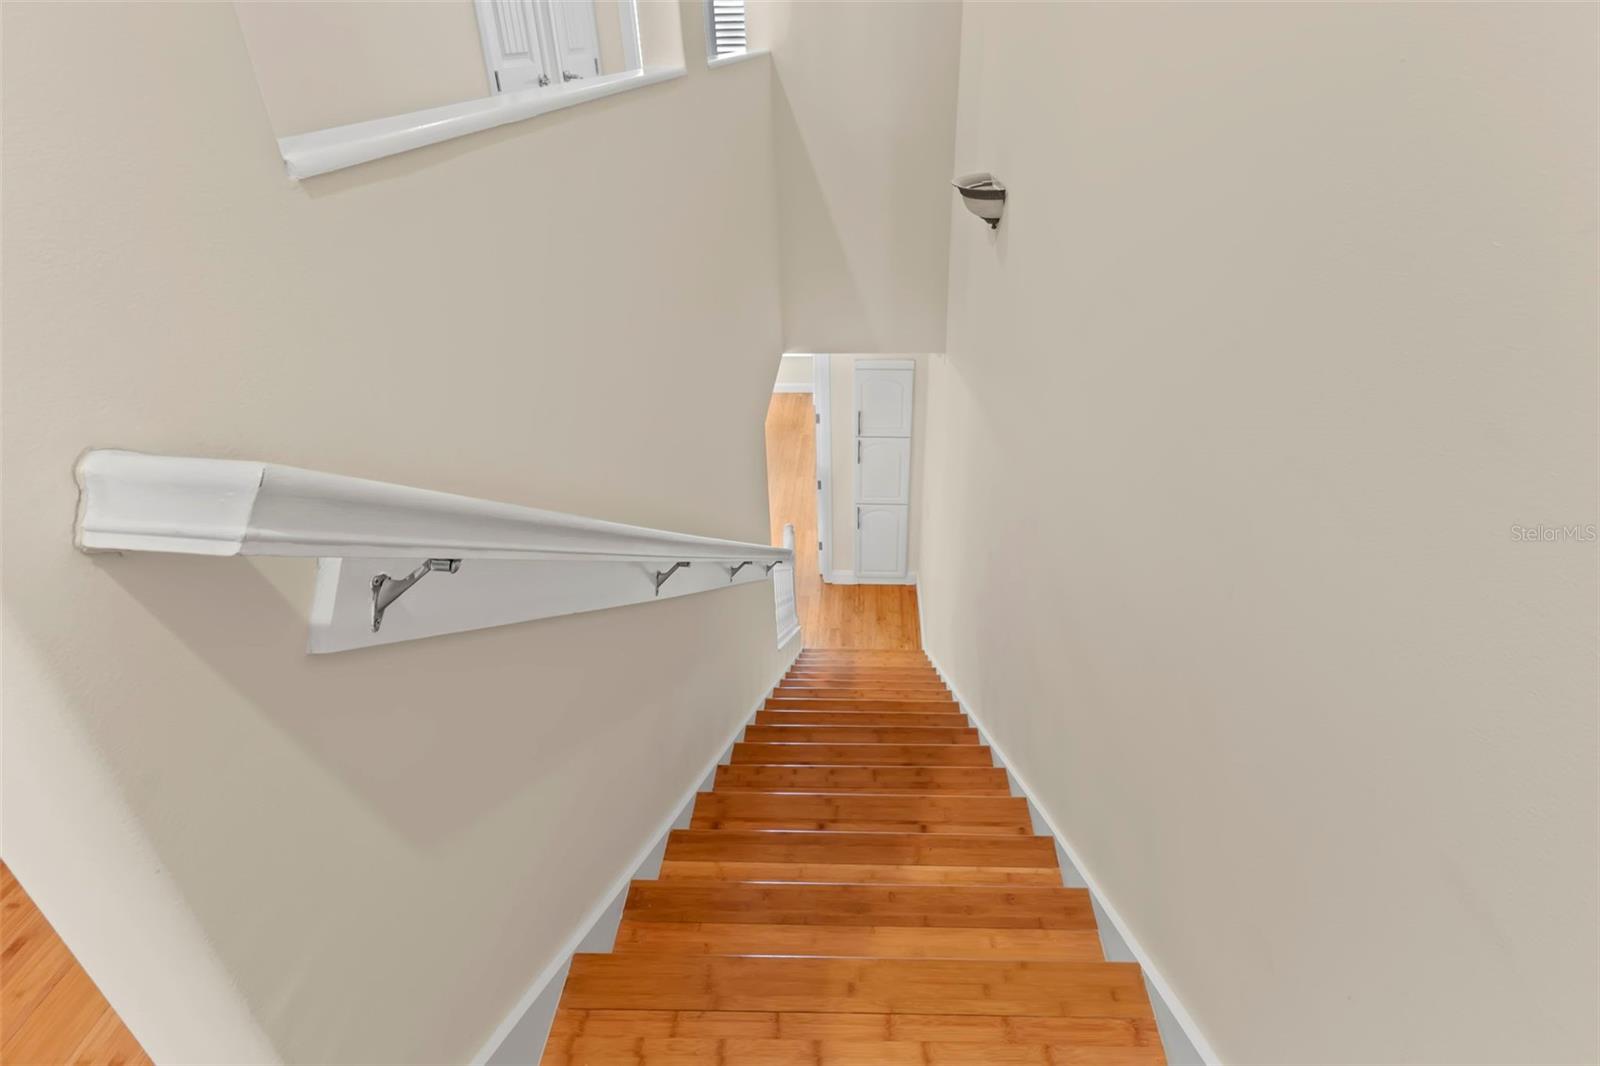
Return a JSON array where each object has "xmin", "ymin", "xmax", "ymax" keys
[
  {"xmin": 475, "ymin": 0, "xmax": 601, "ymax": 93},
  {"xmin": 856, "ymin": 505, "xmax": 909, "ymax": 579},
  {"xmin": 852, "ymin": 359, "xmax": 914, "ymax": 582},
  {"xmin": 857, "ymin": 437, "xmax": 911, "ymax": 505},
  {"xmin": 476, "ymin": 0, "xmax": 555, "ymax": 92},
  {"xmin": 547, "ymin": 0, "xmax": 603, "ymax": 81},
  {"xmin": 855, "ymin": 366, "xmax": 915, "ymax": 437}
]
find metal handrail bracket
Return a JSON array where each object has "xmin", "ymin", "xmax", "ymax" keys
[
  {"xmin": 654, "ymin": 560, "xmax": 691, "ymax": 596},
  {"xmin": 372, "ymin": 558, "xmax": 461, "ymax": 631}
]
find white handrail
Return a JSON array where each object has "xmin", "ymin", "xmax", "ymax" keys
[{"xmin": 74, "ymin": 450, "xmax": 792, "ymax": 567}]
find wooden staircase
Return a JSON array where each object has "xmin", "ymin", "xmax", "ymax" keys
[{"xmin": 540, "ymin": 649, "xmax": 1167, "ymax": 1064}]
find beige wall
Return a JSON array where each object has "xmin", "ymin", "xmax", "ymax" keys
[
  {"xmin": 1, "ymin": 3, "xmax": 789, "ymax": 1064},
  {"xmin": 826, "ymin": 355, "xmax": 927, "ymax": 580},
  {"xmin": 235, "ymin": 1, "xmax": 489, "ymax": 135},
  {"xmin": 595, "ymin": 0, "xmax": 629, "ymax": 76},
  {"xmin": 921, "ymin": 3, "xmax": 1598, "ymax": 1063},
  {"xmin": 764, "ymin": 1, "xmax": 961, "ymax": 354}
]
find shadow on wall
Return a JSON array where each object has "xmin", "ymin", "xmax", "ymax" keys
[
  {"xmin": 772, "ymin": 79, "xmax": 876, "ymax": 352},
  {"xmin": 92, "ymin": 552, "xmax": 727, "ymax": 845}
]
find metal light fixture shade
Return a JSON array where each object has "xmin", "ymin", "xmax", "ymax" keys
[{"xmin": 953, "ymin": 172, "xmax": 1006, "ymax": 229}]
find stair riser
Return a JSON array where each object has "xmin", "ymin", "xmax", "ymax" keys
[{"xmin": 743, "ymin": 726, "xmax": 979, "ymax": 745}]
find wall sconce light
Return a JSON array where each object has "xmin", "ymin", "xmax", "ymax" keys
[{"xmin": 953, "ymin": 172, "xmax": 1006, "ymax": 229}]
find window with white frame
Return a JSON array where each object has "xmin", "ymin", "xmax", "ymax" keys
[
  {"xmin": 706, "ymin": 0, "xmax": 747, "ymax": 58},
  {"xmin": 475, "ymin": 0, "xmax": 642, "ymax": 94}
]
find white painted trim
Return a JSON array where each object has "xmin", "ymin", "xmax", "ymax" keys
[
  {"xmin": 920, "ymin": 644, "xmax": 1225, "ymax": 1066},
  {"xmin": 706, "ymin": 47, "xmax": 768, "ymax": 69},
  {"xmin": 773, "ymin": 524, "xmax": 799, "ymax": 648},
  {"xmin": 854, "ymin": 357, "xmax": 917, "ymax": 371},
  {"xmin": 306, "ymin": 555, "xmax": 789, "ymax": 654},
  {"xmin": 812, "ymin": 355, "xmax": 834, "ymax": 577},
  {"xmin": 618, "ymin": 0, "xmax": 643, "ymax": 72},
  {"xmin": 824, "ymin": 570, "xmax": 917, "ymax": 587},
  {"xmin": 277, "ymin": 65, "xmax": 685, "ymax": 180},
  {"xmin": 473, "ymin": 638, "xmax": 801, "ymax": 1065},
  {"xmin": 771, "ymin": 382, "xmax": 813, "ymax": 394},
  {"xmin": 75, "ymin": 450, "xmax": 789, "ymax": 566}
]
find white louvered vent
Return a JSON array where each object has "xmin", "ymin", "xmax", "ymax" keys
[{"xmin": 708, "ymin": 0, "xmax": 747, "ymax": 57}]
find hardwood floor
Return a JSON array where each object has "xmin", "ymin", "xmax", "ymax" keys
[
  {"xmin": 765, "ymin": 392, "xmax": 922, "ymax": 650},
  {"xmin": 0, "ymin": 861, "xmax": 149, "ymax": 1065},
  {"xmin": 541, "ymin": 649, "xmax": 1167, "ymax": 1065}
]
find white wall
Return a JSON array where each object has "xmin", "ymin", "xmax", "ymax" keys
[
  {"xmin": 0, "ymin": 3, "xmax": 790, "ymax": 1064},
  {"xmin": 772, "ymin": 352, "xmax": 813, "ymax": 390},
  {"xmin": 920, "ymin": 3, "xmax": 1597, "ymax": 1063},
  {"xmin": 825, "ymin": 354, "xmax": 927, "ymax": 581},
  {"xmin": 764, "ymin": 1, "xmax": 961, "ymax": 354}
]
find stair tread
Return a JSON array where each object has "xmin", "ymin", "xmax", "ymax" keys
[
  {"xmin": 613, "ymin": 919, "xmax": 1101, "ymax": 961},
  {"xmin": 744, "ymin": 725, "xmax": 979, "ymax": 745},
  {"xmin": 545, "ymin": 1008, "xmax": 1165, "ymax": 1064},
  {"xmin": 714, "ymin": 765, "xmax": 1012, "ymax": 793},
  {"xmin": 535, "ymin": 646, "xmax": 1168, "ymax": 1064},
  {"xmin": 692, "ymin": 791, "xmax": 1026, "ymax": 823},
  {"xmin": 732, "ymin": 743, "xmax": 994, "ymax": 766},
  {"xmin": 543, "ymin": 1036, "xmax": 1165, "ymax": 1064},
  {"xmin": 690, "ymin": 793, "xmax": 1029, "ymax": 835},
  {"xmin": 785, "ymin": 673, "xmax": 945, "ymax": 681},
  {"xmin": 767, "ymin": 698, "xmax": 959, "ymax": 711},
  {"xmin": 664, "ymin": 829, "xmax": 1058, "ymax": 869},
  {"xmin": 659, "ymin": 862, "xmax": 1063, "ymax": 886},
  {"xmin": 779, "ymin": 690, "xmax": 949, "ymax": 698},
  {"xmin": 623, "ymin": 881, "xmax": 1094, "ymax": 929},
  {"xmin": 754, "ymin": 711, "xmax": 970, "ymax": 727},
  {"xmin": 561, "ymin": 955, "xmax": 1153, "ymax": 1018}
]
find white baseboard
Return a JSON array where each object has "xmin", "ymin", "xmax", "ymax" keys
[
  {"xmin": 474, "ymin": 638, "xmax": 801, "ymax": 1065},
  {"xmin": 772, "ymin": 383, "xmax": 814, "ymax": 394},
  {"xmin": 921, "ymin": 645, "xmax": 1222, "ymax": 1066},
  {"xmin": 824, "ymin": 570, "xmax": 917, "ymax": 586}
]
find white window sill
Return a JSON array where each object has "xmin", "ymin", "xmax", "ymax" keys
[
  {"xmin": 278, "ymin": 65, "xmax": 686, "ymax": 180},
  {"xmin": 706, "ymin": 48, "xmax": 768, "ymax": 70}
]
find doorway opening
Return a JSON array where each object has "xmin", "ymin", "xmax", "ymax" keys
[{"xmin": 764, "ymin": 354, "xmax": 921, "ymax": 650}]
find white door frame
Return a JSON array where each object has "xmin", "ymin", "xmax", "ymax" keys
[{"xmin": 812, "ymin": 354, "xmax": 833, "ymax": 580}]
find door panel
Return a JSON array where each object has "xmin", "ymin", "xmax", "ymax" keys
[
  {"xmin": 856, "ymin": 368, "xmax": 914, "ymax": 438},
  {"xmin": 476, "ymin": 0, "xmax": 552, "ymax": 92},
  {"xmin": 548, "ymin": 0, "xmax": 603, "ymax": 80},
  {"xmin": 858, "ymin": 437, "xmax": 911, "ymax": 505},
  {"xmin": 857, "ymin": 505, "xmax": 908, "ymax": 578}
]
